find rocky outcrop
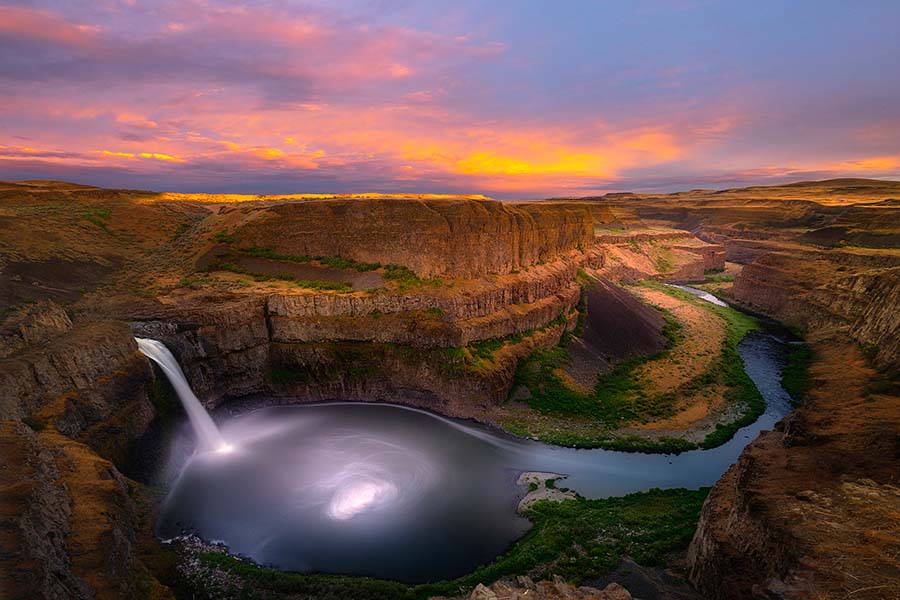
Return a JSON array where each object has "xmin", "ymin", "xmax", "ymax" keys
[
  {"xmin": 220, "ymin": 198, "xmax": 594, "ymax": 278},
  {"xmin": 732, "ymin": 248, "xmax": 900, "ymax": 371},
  {"xmin": 559, "ymin": 278, "xmax": 666, "ymax": 389},
  {"xmin": 266, "ymin": 249, "xmax": 600, "ymax": 322},
  {"xmin": 672, "ymin": 243, "xmax": 726, "ymax": 272},
  {"xmin": 691, "ymin": 244, "xmax": 900, "ymax": 598},
  {"xmin": 0, "ymin": 423, "xmax": 153, "ymax": 600},
  {"xmin": 0, "ymin": 320, "xmax": 152, "ymax": 432},
  {"xmin": 806, "ymin": 268, "xmax": 900, "ymax": 371},
  {"xmin": 0, "ymin": 300, "xmax": 72, "ymax": 359},
  {"xmin": 126, "ymin": 250, "xmax": 602, "ymax": 404},
  {"xmin": 269, "ymin": 283, "xmax": 580, "ymax": 347},
  {"xmin": 455, "ymin": 576, "xmax": 632, "ymax": 600},
  {"xmin": 687, "ymin": 336, "xmax": 900, "ymax": 599},
  {"xmin": 594, "ymin": 237, "xmax": 719, "ymax": 284},
  {"xmin": 265, "ymin": 314, "xmax": 572, "ymax": 414},
  {"xmin": 129, "ymin": 294, "xmax": 271, "ymax": 402}
]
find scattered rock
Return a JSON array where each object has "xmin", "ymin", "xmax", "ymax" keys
[
  {"xmin": 460, "ymin": 576, "xmax": 633, "ymax": 600},
  {"xmin": 517, "ymin": 472, "xmax": 577, "ymax": 513}
]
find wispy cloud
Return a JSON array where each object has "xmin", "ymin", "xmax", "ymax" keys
[{"xmin": 0, "ymin": 1, "xmax": 898, "ymax": 196}]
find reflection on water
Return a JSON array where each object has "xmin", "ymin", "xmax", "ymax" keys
[
  {"xmin": 158, "ymin": 332, "xmax": 792, "ymax": 582},
  {"xmin": 667, "ymin": 283, "xmax": 729, "ymax": 307}
]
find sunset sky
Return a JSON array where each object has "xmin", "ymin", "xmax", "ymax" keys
[{"xmin": 1, "ymin": 0, "xmax": 899, "ymax": 197}]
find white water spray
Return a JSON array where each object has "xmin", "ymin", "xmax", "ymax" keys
[{"xmin": 135, "ymin": 337, "xmax": 229, "ymax": 452}]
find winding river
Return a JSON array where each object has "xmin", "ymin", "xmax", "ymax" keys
[{"xmin": 156, "ymin": 290, "xmax": 794, "ymax": 583}]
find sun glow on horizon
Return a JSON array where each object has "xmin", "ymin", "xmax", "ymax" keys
[{"xmin": 1, "ymin": 2, "xmax": 898, "ymax": 195}]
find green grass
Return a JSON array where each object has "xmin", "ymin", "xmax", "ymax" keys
[
  {"xmin": 513, "ymin": 309, "xmax": 682, "ymax": 428},
  {"xmin": 213, "ymin": 230, "xmax": 237, "ymax": 244},
  {"xmin": 443, "ymin": 312, "xmax": 569, "ymax": 374},
  {"xmin": 172, "ymin": 222, "xmax": 191, "ymax": 240},
  {"xmin": 235, "ymin": 246, "xmax": 438, "ymax": 290},
  {"xmin": 241, "ymin": 247, "xmax": 382, "ymax": 272},
  {"xmin": 82, "ymin": 208, "xmax": 113, "ymax": 234},
  {"xmin": 509, "ymin": 281, "xmax": 764, "ymax": 452},
  {"xmin": 382, "ymin": 264, "xmax": 440, "ymax": 290},
  {"xmin": 202, "ymin": 261, "xmax": 353, "ymax": 292},
  {"xmin": 654, "ymin": 251, "xmax": 674, "ymax": 273},
  {"xmin": 781, "ymin": 343, "xmax": 813, "ymax": 405},
  {"xmin": 179, "ymin": 276, "xmax": 213, "ymax": 287},
  {"xmin": 174, "ymin": 488, "xmax": 708, "ymax": 600},
  {"xmin": 645, "ymin": 282, "xmax": 764, "ymax": 450},
  {"xmin": 704, "ymin": 273, "xmax": 735, "ymax": 283}
]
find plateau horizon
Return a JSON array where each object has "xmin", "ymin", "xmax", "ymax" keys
[{"xmin": 2, "ymin": 2, "xmax": 900, "ymax": 196}]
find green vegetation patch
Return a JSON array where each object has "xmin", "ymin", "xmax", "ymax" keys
[
  {"xmin": 510, "ymin": 281, "xmax": 764, "ymax": 452},
  {"xmin": 172, "ymin": 222, "xmax": 192, "ymax": 240},
  {"xmin": 704, "ymin": 271, "xmax": 735, "ymax": 283},
  {"xmin": 645, "ymin": 282, "xmax": 765, "ymax": 450},
  {"xmin": 147, "ymin": 367, "xmax": 180, "ymax": 421},
  {"xmin": 174, "ymin": 488, "xmax": 708, "ymax": 600},
  {"xmin": 236, "ymin": 246, "xmax": 439, "ymax": 290},
  {"xmin": 860, "ymin": 343, "xmax": 900, "ymax": 396},
  {"xmin": 443, "ymin": 312, "xmax": 569, "ymax": 374},
  {"xmin": 241, "ymin": 246, "xmax": 381, "ymax": 272},
  {"xmin": 382, "ymin": 264, "xmax": 440, "ymax": 291},
  {"xmin": 81, "ymin": 207, "xmax": 113, "ymax": 234},
  {"xmin": 781, "ymin": 343, "xmax": 813, "ymax": 405},
  {"xmin": 202, "ymin": 261, "xmax": 353, "ymax": 292},
  {"xmin": 213, "ymin": 230, "xmax": 237, "ymax": 244},
  {"xmin": 513, "ymin": 308, "xmax": 682, "ymax": 428},
  {"xmin": 654, "ymin": 250, "xmax": 674, "ymax": 274},
  {"xmin": 268, "ymin": 367, "xmax": 311, "ymax": 386}
]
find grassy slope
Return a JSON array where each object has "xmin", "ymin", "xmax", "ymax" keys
[
  {"xmin": 169, "ymin": 488, "xmax": 708, "ymax": 600},
  {"xmin": 508, "ymin": 281, "xmax": 764, "ymax": 452}
]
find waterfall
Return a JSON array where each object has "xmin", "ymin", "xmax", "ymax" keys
[{"xmin": 135, "ymin": 338, "xmax": 230, "ymax": 452}]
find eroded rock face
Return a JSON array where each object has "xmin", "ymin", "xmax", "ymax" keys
[
  {"xmin": 125, "ymin": 250, "xmax": 601, "ymax": 406},
  {"xmin": 0, "ymin": 423, "xmax": 150, "ymax": 600},
  {"xmin": 453, "ymin": 576, "xmax": 632, "ymax": 600},
  {"xmin": 732, "ymin": 249, "xmax": 900, "ymax": 371},
  {"xmin": 0, "ymin": 299, "xmax": 72, "ymax": 359},
  {"xmin": 687, "ymin": 336, "xmax": 900, "ymax": 600},
  {"xmin": 221, "ymin": 198, "xmax": 595, "ymax": 278},
  {"xmin": 0, "ymin": 320, "xmax": 153, "ymax": 431}
]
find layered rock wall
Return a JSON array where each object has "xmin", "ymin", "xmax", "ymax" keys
[
  {"xmin": 222, "ymin": 198, "xmax": 594, "ymax": 278},
  {"xmin": 732, "ymin": 250, "xmax": 900, "ymax": 370},
  {"xmin": 688, "ymin": 339, "xmax": 900, "ymax": 599},
  {"xmin": 0, "ymin": 423, "xmax": 153, "ymax": 600},
  {"xmin": 689, "ymin": 246, "xmax": 900, "ymax": 599},
  {"xmin": 128, "ymin": 250, "xmax": 603, "ymax": 403}
]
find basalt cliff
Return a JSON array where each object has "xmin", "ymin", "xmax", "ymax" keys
[{"xmin": 592, "ymin": 179, "xmax": 900, "ymax": 599}]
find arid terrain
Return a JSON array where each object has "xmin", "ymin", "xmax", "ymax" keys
[{"xmin": 1, "ymin": 178, "xmax": 898, "ymax": 600}]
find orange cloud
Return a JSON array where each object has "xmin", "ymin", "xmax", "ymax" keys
[
  {"xmin": 0, "ymin": 6, "xmax": 99, "ymax": 48},
  {"xmin": 116, "ymin": 114, "xmax": 159, "ymax": 130},
  {"xmin": 833, "ymin": 156, "xmax": 900, "ymax": 172},
  {"xmin": 139, "ymin": 152, "xmax": 184, "ymax": 163}
]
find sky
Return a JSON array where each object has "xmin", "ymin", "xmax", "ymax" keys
[{"xmin": 1, "ymin": 0, "xmax": 899, "ymax": 198}]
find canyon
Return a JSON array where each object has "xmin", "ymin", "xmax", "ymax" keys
[{"xmin": 0, "ymin": 179, "xmax": 898, "ymax": 600}]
